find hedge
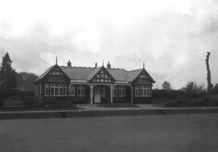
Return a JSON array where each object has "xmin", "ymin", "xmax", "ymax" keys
[{"xmin": 152, "ymin": 90, "xmax": 185, "ymax": 99}]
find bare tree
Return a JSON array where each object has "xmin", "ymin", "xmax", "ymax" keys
[{"xmin": 206, "ymin": 52, "xmax": 212, "ymax": 92}]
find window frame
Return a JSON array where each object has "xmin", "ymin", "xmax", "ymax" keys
[
  {"xmin": 113, "ymin": 86, "xmax": 117, "ymax": 97},
  {"xmin": 77, "ymin": 85, "xmax": 85, "ymax": 97},
  {"xmin": 118, "ymin": 86, "xmax": 126, "ymax": 97},
  {"xmin": 68, "ymin": 85, "xmax": 75, "ymax": 96},
  {"xmin": 138, "ymin": 85, "xmax": 151, "ymax": 97},
  {"xmin": 45, "ymin": 83, "xmax": 49, "ymax": 96},
  {"xmin": 135, "ymin": 85, "xmax": 139, "ymax": 97},
  {"xmin": 50, "ymin": 84, "xmax": 65, "ymax": 96},
  {"xmin": 102, "ymin": 86, "xmax": 106, "ymax": 97}
]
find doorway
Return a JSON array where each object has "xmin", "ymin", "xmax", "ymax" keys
[{"xmin": 94, "ymin": 86, "xmax": 101, "ymax": 103}]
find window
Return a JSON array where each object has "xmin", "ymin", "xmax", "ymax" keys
[
  {"xmin": 77, "ymin": 85, "xmax": 85, "ymax": 97},
  {"xmin": 50, "ymin": 84, "xmax": 55, "ymax": 96},
  {"xmin": 68, "ymin": 85, "xmax": 75, "ymax": 96},
  {"xmin": 140, "ymin": 86, "xmax": 146, "ymax": 97},
  {"xmin": 119, "ymin": 86, "xmax": 126, "ymax": 97},
  {"xmin": 146, "ymin": 86, "xmax": 151, "ymax": 97},
  {"xmin": 55, "ymin": 84, "xmax": 59, "ymax": 95},
  {"xmin": 113, "ymin": 86, "xmax": 117, "ymax": 97},
  {"xmin": 59, "ymin": 84, "xmax": 63, "ymax": 96},
  {"xmin": 139, "ymin": 85, "xmax": 151, "ymax": 97},
  {"xmin": 45, "ymin": 84, "xmax": 49, "ymax": 96},
  {"xmin": 64, "ymin": 85, "xmax": 67, "ymax": 96},
  {"xmin": 102, "ymin": 86, "xmax": 106, "ymax": 97},
  {"xmin": 50, "ymin": 84, "xmax": 64, "ymax": 96},
  {"xmin": 135, "ymin": 85, "xmax": 139, "ymax": 97},
  {"xmin": 50, "ymin": 70, "xmax": 63, "ymax": 75}
]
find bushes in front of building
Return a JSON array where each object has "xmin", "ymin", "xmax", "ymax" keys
[
  {"xmin": 155, "ymin": 82, "xmax": 218, "ymax": 107},
  {"xmin": 166, "ymin": 95, "xmax": 218, "ymax": 107},
  {"xmin": 22, "ymin": 97, "xmax": 76, "ymax": 109},
  {"xmin": 97, "ymin": 103, "xmax": 138, "ymax": 108},
  {"xmin": 152, "ymin": 90, "xmax": 185, "ymax": 99}
]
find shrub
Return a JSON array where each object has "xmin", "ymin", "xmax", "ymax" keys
[
  {"xmin": 63, "ymin": 100, "xmax": 73, "ymax": 108},
  {"xmin": 176, "ymin": 99, "xmax": 184, "ymax": 106},
  {"xmin": 153, "ymin": 90, "xmax": 185, "ymax": 99},
  {"xmin": 166, "ymin": 100, "xmax": 179, "ymax": 106},
  {"xmin": 210, "ymin": 95, "xmax": 218, "ymax": 106},
  {"xmin": 0, "ymin": 99, "xmax": 4, "ymax": 108},
  {"xmin": 202, "ymin": 96, "xmax": 211, "ymax": 102},
  {"xmin": 30, "ymin": 102, "xmax": 40, "ymax": 108},
  {"xmin": 166, "ymin": 98, "xmax": 207, "ymax": 107},
  {"xmin": 23, "ymin": 97, "xmax": 38, "ymax": 108},
  {"xmin": 48, "ymin": 100, "xmax": 63, "ymax": 108},
  {"xmin": 212, "ymin": 85, "xmax": 218, "ymax": 94}
]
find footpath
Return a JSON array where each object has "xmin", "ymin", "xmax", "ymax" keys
[{"xmin": 1, "ymin": 104, "xmax": 218, "ymax": 120}]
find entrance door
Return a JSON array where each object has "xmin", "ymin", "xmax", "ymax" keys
[{"xmin": 94, "ymin": 86, "xmax": 101, "ymax": 103}]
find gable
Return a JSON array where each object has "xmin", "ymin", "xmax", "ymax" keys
[
  {"xmin": 89, "ymin": 67, "xmax": 115, "ymax": 83},
  {"xmin": 132, "ymin": 69, "xmax": 155, "ymax": 84},
  {"xmin": 49, "ymin": 66, "xmax": 64, "ymax": 76},
  {"xmin": 34, "ymin": 65, "xmax": 70, "ymax": 84},
  {"xmin": 138, "ymin": 70, "xmax": 149, "ymax": 79}
]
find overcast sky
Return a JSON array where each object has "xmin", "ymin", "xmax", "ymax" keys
[{"xmin": 0, "ymin": 0, "xmax": 218, "ymax": 89}]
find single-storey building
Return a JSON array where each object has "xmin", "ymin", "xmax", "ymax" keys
[{"xmin": 34, "ymin": 60, "xmax": 155, "ymax": 104}]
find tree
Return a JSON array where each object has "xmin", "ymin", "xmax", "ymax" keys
[
  {"xmin": 212, "ymin": 84, "xmax": 218, "ymax": 94},
  {"xmin": 162, "ymin": 81, "xmax": 171, "ymax": 90},
  {"xmin": 206, "ymin": 52, "xmax": 212, "ymax": 92},
  {"xmin": 16, "ymin": 72, "xmax": 38, "ymax": 91},
  {"xmin": 184, "ymin": 81, "xmax": 206, "ymax": 97},
  {"xmin": 0, "ymin": 52, "xmax": 17, "ymax": 90}
]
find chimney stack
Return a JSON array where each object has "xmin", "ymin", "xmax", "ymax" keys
[
  {"xmin": 95, "ymin": 63, "xmax": 97, "ymax": 68},
  {"xmin": 67, "ymin": 59, "xmax": 72, "ymax": 67},
  {"xmin": 107, "ymin": 61, "xmax": 111, "ymax": 69}
]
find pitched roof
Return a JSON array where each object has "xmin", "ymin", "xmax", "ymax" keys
[
  {"xmin": 107, "ymin": 68, "xmax": 128, "ymax": 82},
  {"xmin": 34, "ymin": 66, "xmax": 54, "ymax": 83},
  {"xmin": 35, "ymin": 64, "xmax": 155, "ymax": 84},
  {"xmin": 127, "ymin": 69, "xmax": 142, "ymax": 81},
  {"xmin": 87, "ymin": 67, "xmax": 101, "ymax": 80},
  {"xmin": 60, "ymin": 66, "xmax": 93, "ymax": 80}
]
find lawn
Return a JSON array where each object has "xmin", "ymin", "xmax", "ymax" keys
[{"xmin": 0, "ymin": 114, "xmax": 218, "ymax": 152}]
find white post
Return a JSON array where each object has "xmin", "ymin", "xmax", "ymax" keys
[
  {"xmin": 90, "ymin": 84, "xmax": 94, "ymax": 105},
  {"xmin": 131, "ymin": 86, "xmax": 133, "ymax": 104},
  {"xmin": 110, "ymin": 85, "xmax": 114, "ymax": 104}
]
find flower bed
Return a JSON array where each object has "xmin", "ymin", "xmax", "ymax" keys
[{"xmin": 97, "ymin": 103, "xmax": 138, "ymax": 108}]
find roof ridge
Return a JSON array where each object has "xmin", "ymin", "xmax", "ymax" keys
[
  {"xmin": 108, "ymin": 68, "xmax": 128, "ymax": 71},
  {"xmin": 128, "ymin": 68, "xmax": 142, "ymax": 72},
  {"xmin": 61, "ymin": 66, "xmax": 94, "ymax": 69}
]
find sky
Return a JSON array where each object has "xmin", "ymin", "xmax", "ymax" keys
[{"xmin": 0, "ymin": 0, "xmax": 218, "ymax": 89}]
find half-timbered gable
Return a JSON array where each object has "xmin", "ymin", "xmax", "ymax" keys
[
  {"xmin": 128, "ymin": 68, "xmax": 155, "ymax": 103},
  {"xmin": 34, "ymin": 64, "xmax": 70, "ymax": 102},
  {"xmin": 89, "ymin": 67, "xmax": 115, "ymax": 83}
]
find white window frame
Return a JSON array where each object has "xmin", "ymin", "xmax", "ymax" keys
[
  {"xmin": 64, "ymin": 85, "xmax": 67, "ymax": 96},
  {"xmin": 77, "ymin": 85, "xmax": 85, "ymax": 97},
  {"xmin": 102, "ymin": 86, "xmax": 106, "ymax": 97},
  {"xmin": 59, "ymin": 84, "xmax": 64, "ymax": 96},
  {"xmin": 139, "ymin": 85, "xmax": 151, "ymax": 97},
  {"xmin": 146, "ymin": 86, "xmax": 151, "ymax": 97},
  {"xmin": 45, "ymin": 84, "xmax": 49, "ymax": 96},
  {"xmin": 113, "ymin": 86, "xmax": 117, "ymax": 97},
  {"xmin": 135, "ymin": 85, "xmax": 139, "ymax": 97},
  {"xmin": 50, "ymin": 84, "xmax": 64, "ymax": 96},
  {"xmin": 119, "ymin": 86, "xmax": 126, "ymax": 97},
  {"xmin": 68, "ymin": 85, "xmax": 75, "ymax": 96},
  {"xmin": 140, "ymin": 86, "xmax": 146, "ymax": 97}
]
